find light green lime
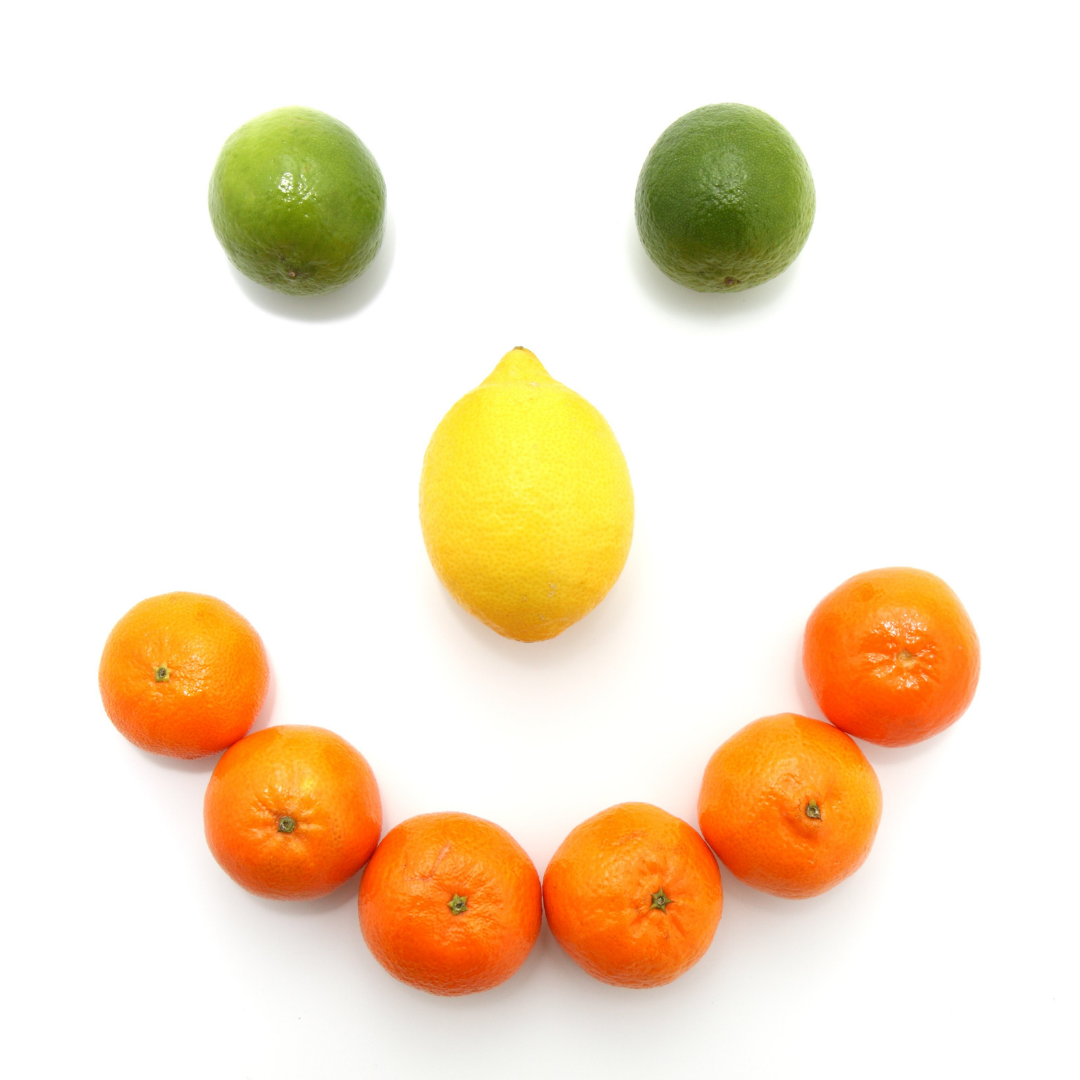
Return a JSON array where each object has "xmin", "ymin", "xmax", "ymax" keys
[
  {"xmin": 635, "ymin": 103, "xmax": 815, "ymax": 292},
  {"xmin": 209, "ymin": 106, "xmax": 385, "ymax": 296}
]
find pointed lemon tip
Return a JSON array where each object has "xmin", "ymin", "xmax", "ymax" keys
[{"xmin": 482, "ymin": 346, "xmax": 554, "ymax": 386}]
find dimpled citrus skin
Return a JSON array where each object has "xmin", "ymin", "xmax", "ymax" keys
[
  {"xmin": 208, "ymin": 106, "xmax": 385, "ymax": 295},
  {"xmin": 358, "ymin": 812, "xmax": 542, "ymax": 996},
  {"xmin": 204, "ymin": 725, "xmax": 382, "ymax": 901},
  {"xmin": 542, "ymin": 802, "xmax": 723, "ymax": 988},
  {"xmin": 98, "ymin": 592, "xmax": 269, "ymax": 759},
  {"xmin": 698, "ymin": 714, "xmax": 882, "ymax": 899},
  {"xmin": 419, "ymin": 347, "xmax": 634, "ymax": 642},
  {"xmin": 635, "ymin": 103, "xmax": 815, "ymax": 291},
  {"xmin": 803, "ymin": 567, "xmax": 981, "ymax": 746}
]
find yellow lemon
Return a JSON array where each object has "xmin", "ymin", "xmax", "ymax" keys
[{"xmin": 420, "ymin": 347, "xmax": 634, "ymax": 642}]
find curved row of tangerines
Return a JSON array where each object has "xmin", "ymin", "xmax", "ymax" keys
[{"xmin": 99, "ymin": 566, "xmax": 979, "ymax": 993}]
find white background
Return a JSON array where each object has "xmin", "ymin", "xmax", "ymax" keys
[{"xmin": 3, "ymin": 2, "xmax": 1077, "ymax": 1077}]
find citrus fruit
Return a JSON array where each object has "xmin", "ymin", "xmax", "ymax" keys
[
  {"xmin": 698, "ymin": 713, "xmax": 882, "ymax": 899},
  {"xmin": 635, "ymin": 103, "xmax": 815, "ymax": 291},
  {"xmin": 542, "ymin": 802, "xmax": 723, "ymax": 988},
  {"xmin": 208, "ymin": 106, "xmax": 385, "ymax": 295},
  {"xmin": 204, "ymin": 725, "xmax": 381, "ymax": 900},
  {"xmin": 358, "ymin": 811, "xmax": 542, "ymax": 995},
  {"xmin": 803, "ymin": 566, "xmax": 981, "ymax": 746},
  {"xmin": 419, "ymin": 346, "xmax": 634, "ymax": 642},
  {"xmin": 99, "ymin": 591, "xmax": 269, "ymax": 759}
]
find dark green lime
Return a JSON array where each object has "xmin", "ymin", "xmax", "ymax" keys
[{"xmin": 635, "ymin": 103, "xmax": 815, "ymax": 292}]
